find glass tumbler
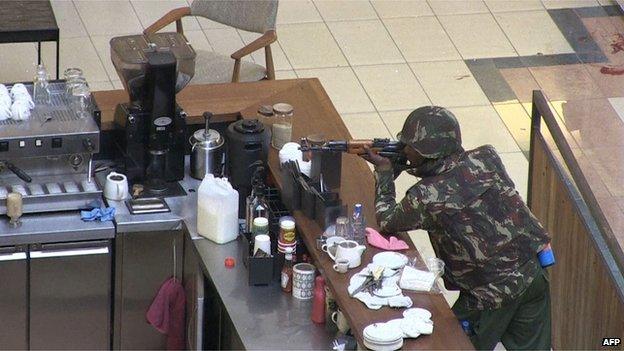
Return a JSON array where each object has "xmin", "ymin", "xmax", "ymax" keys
[
  {"xmin": 334, "ymin": 216, "xmax": 350, "ymax": 240},
  {"xmin": 71, "ymin": 85, "xmax": 91, "ymax": 118}
]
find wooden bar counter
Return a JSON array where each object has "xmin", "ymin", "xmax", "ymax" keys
[{"xmin": 94, "ymin": 79, "xmax": 473, "ymax": 350}]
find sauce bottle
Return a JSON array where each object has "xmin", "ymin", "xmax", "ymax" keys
[
  {"xmin": 311, "ymin": 276, "xmax": 326, "ymax": 324},
  {"xmin": 281, "ymin": 247, "xmax": 294, "ymax": 293}
]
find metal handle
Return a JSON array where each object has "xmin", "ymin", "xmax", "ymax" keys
[
  {"xmin": 4, "ymin": 161, "xmax": 32, "ymax": 183},
  {"xmin": 30, "ymin": 246, "xmax": 109, "ymax": 259},
  {"xmin": 0, "ymin": 252, "xmax": 27, "ymax": 261}
]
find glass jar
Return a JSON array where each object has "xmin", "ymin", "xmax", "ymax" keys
[
  {"xmin": 71, "ymin": 85, "xmax": 91, "ymax": 119},
  {"xmin": 271, "ymin": 103, "xmax": 293, "ymax": 150},
  {"xmin": 33, "ymin": 64, "xmax": 51, "ymax": 105}
]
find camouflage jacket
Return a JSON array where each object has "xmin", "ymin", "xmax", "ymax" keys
[{"xmin": 374, "ymin": 145, "xmax": 550, "ymax": 310}]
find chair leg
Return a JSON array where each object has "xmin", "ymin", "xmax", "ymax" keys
[
  {"xmin": 232, "ymin": 59, "xmax": 241, "ymax": 83},
  {"xmin": 265, "ymin": 45, "xmax": 275, "ymax": 80}
]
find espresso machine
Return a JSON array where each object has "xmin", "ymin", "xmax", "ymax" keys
[
  {"xmin": 0, "ymin": 82, "xmax": 102, "ymax": 214},
  {"xmin": 110, "ymin": 33, "xmax": 196, "ymax": 195}
]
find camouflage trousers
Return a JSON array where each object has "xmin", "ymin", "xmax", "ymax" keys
[{"xmin": 452, "ymin": 269, "xmax": 551, "ymax": 351}]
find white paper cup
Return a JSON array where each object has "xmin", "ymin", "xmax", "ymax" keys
[{"xmin": 253, "ymin": 234, "xmax": 271, "ymax": 256}]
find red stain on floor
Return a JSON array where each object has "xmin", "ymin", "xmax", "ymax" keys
[{"xmin": 600, "ymin": 65, "xmax": 624, "ymax": 75}]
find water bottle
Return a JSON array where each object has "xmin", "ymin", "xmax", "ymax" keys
[
  {"xmin": 351, "ymin": 203, "xmax": 366, "ymax": 245},
  {"xmin": 537, "ymin": 243, "xmax": 555, "ymax": 268}
]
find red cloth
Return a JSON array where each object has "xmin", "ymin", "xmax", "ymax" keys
[{"xmin": 146, "ymin": 277, "xmax": 186, "ymax": 350}]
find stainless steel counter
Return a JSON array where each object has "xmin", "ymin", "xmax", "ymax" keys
[
  {"xmin": 104, "ymin": 164, "xmax": 333, "ymax": 350},
  {"xmin": 0, "ymin": 211, "xmax": 114, "ymax": 246}
]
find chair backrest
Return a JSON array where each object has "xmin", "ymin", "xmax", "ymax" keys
[{"xmin": 190, "ymin": 0, "xmax": 278, "ymax": 34}]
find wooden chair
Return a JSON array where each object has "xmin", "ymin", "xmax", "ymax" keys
[{"xmin": 144, "ymin": 0, "xmax": 278, "ymax": 84}]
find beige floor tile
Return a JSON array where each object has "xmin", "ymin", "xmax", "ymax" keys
[
  {"xmin": 297, "ymin": 67, "xmax": 375, "ymax": 113},
  {"xmin": 408, "ymin": 230, "xmax": 436, "ymax": 263},
  {"xmin": 596, "ymin": 0, "xmax": 617, "ymax": 5},
  {"xmin": 354, "ymin": 64, "xmax": 430, "ymax": 111},
  {"xmin": 89, "ymin": 81, "xmax": 115, "ymax": 91},
  {"xmin": 112, "ymin": 80, "xmax": 125, "ymax": 90},
  {"xmin": 74, "ymin": 1, "xmax": 143, "ymax": 36},
  {"xmin": 371, "ymin": 0, "xmax": 433, "ymax": 18},
  {"xmin": 493, "ymin": 102, "xmax": 532, "ymax": 154},
  {"xmin": 313, "ymin": 0, "xmax": 378, "ymax": 21},
  {"xmin": 184, "ymin": 30, "xmax": 214, "ymax": 52},
  {"xmin": 495, "ymin": 10, "xmax": 574, "ymax": 56},
  {"xmin": 275, "ymin": 70, "xmax": 298, "ymax": 79},
  {"xmin": 50, "ymin": 0, "xmax": 88, "ymax": 38},
  {"xmin": 410, "ymin": 60, "xmax": 490, "ymax": 107},
  {"xmin": 541, "ymin": 0, "xmax": 598, "ymax": 8},
  {"xmin": 277, "ymin": 0, "xmax": 323, "ymax": 24},
  {"xmin": 449, "ymin": 105, "xmax": 521, "ymax": 153},
  {"xmin": 0, "ymin": 43, "xmax": 38, "ymax": 83},
  {"xmin": 42, "ymin": 38, "xmax": 110, "ymax": 82},
  {"xmin": 131, "ymin": 0, "xmax": 201, "ymax": 32},
  {"xmin": 278, "ymin": 23, "xmax": 348, "ymax": 69},
  {"xmin": 238, "ymin": 31, "xmax": 293, "ymax": 71},
  {"xmin": 384, "ymin": 17, "xmax": 461, "ymax": 62},
  {"xmin": 439, "ymin": 14, "xmax": 517, "ymax": 59},
  {"xmin": 379, "ymin": 110, "xmax": 412, "ymax": 138},
  {"xmin": 203, "ymin": 28, "xmax": 254, "ymax": 63},
  {"xmin": 427, "ymin": 0, "xmax": 489, "ymax": 15},
  {"xmin": 499, "ymin": 152, "xmax": 529, "ymax": 200},
  {"xmin": 485, "ymin": 0, "xmax": 544, "ymax": 12},
  {"xmin": 91, "ymin": 34, "xmax": 133, "ymax": 82},
  {"xmin": 327, "ymin": 20, "xmax": 403, "ymax": 66},
  {"xmin": 340, "ymin": 112, "xmax": 391, "ymax": 139}
]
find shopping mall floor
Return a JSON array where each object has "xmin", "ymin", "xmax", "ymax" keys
[{"xmin": 4, "ymin": 0, "xmax": 623, "ymax": 308}]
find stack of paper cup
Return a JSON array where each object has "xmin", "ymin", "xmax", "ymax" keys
[{"xmin": 279, "ymin": 142, "xmax": 312, "ymax": 177}]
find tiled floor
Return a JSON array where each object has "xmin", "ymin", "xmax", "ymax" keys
[{"xmin": 1, "ymin": 0, "xmax": 621, "ymax": 308}]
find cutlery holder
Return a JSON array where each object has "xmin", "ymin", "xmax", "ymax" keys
[
  {"xmin": 315, "ymin": 192, "xmax": 346, "ymax": 230},
  {"xmin": 242, "ymin": 232, "xmax": 275, "ymax": 286}
]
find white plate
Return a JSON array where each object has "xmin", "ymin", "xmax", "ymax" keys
[
  {"xmin": 373, "ymin": 285, "xmax": 402, "ymax": 298},
  {"xmin": 363, "ymin": 338, "xmax": 404, "ymax": 351},
  {"xmin": 403, "ymin": 307, "xmax": 432, "ymax": 320},
  {"xmin": 372, "ymin": 252, "xmax": 409, "ymax": 269},
  {"xmin": 363, "ymin": 323, "xmax": 404, "ymax": 344}
]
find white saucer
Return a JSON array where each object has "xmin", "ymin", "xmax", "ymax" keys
[
  {"xmin": 372, "ymin": 252, "xmax": 409, "ymax": 269},
  {"xmin": 403, "ymin": 307, "xmax": 432, "ymax": 320},
  {"xmin": 373, "ymin": 285, "xmax": 402, "ymax": 298}
]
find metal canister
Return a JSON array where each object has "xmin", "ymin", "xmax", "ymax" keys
[{"xmin": 189, "ymin": 112, "xmax": 225, "ymax": 179}]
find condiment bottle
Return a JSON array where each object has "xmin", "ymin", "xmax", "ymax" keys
[
  {"xmin": 311, "ymin": 276, "xmax": 326, "ymax": 324},
  {"xmin": 271, "ymin": 103, "xmax": 293, "ymax": 150},
  {"xmin": 281, "ymin": 247, "xmax": 294, "ymax": 293},
  {"xmin": 279, "ymin": 219, "xmax": 296, "ymax": 245},
  {"xmin": 252, "ymin": 217, "xmax": 269, "ymax": 238}
]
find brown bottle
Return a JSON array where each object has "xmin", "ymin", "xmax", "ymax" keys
[{"xmin": 281, "ymin": 247, "xmax": 294, "ymax": 293}]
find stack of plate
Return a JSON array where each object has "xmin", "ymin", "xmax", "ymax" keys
[{"xmin": 363, "ymin": 323, "xmax": 404, "ymax": 351}]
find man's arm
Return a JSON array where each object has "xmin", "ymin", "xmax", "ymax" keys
[{"xmin": 374, "ymin": 168, "xmax": 433, "ymax": 234}]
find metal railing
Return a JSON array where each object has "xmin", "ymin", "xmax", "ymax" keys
[{"xmin": 529, "ymin": 89, "xmax": 624, "ymax": 280}]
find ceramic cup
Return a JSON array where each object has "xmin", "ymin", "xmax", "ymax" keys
[
  {"xmin": 321, "ymin": 236, "xmax": 345, "ymax": 253},
  {"xmin": 333, "ymin": 259, "xmax": 349, "ymax": 273},
  {"xmin": 331, "ymin": 310, "xmax": 350, "ymax": 334},
  {"xmin": 292, "ymin": 263, "xmax": 315, "ymax": 300},
  {"xmin": 0, "ymin": 103, "xmax": 11, "ymax": 120},
  {"xmin": 253, "ymin": 234, "xmax": 271, "ymax": 256},
  {"xmin": 10, "ymin": 100, "xmax": 31, "ymax": 120},
  {"xmin": 104, "ymin": 172, "xmax": 129, "ymax": 201}
]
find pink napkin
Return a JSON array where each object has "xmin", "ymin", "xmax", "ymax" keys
[
  {"xmin": 146, "ymin": 277, "xmax": 186, "ymax": 350},
  {"xmin": 366, "ymin": 227, "xmax": 409, "ymax": 251}
]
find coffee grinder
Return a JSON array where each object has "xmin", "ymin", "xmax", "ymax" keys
[{"xmin": 110, "ymin": 33, "xmax": 196, "ymax": 196}]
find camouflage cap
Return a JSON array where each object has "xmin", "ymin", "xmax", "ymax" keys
[{"xmin": 397, "ymin": 106, "xmax": 462, "ymax": 159}]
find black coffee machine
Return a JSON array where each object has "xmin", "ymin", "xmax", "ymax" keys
[{"xmin": 110, "ymin": 33, "xmax": 196, "ymax": 194}]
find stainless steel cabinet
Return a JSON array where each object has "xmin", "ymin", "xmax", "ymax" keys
[
  {"xmin": 29, "ymin": 240, "xmax": 111, "ymax": 350},
  {"xmin": 113, "ymin": 229, "xmax": 183, "ymax": 350},
  {"xmin": 0, "ymin": 245, "xmax": 28, "ymax": 349}
]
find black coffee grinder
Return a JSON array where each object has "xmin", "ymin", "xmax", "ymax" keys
[{"xmin": 110, "ymin": 33, "xmax": 196, "ymax": 196}]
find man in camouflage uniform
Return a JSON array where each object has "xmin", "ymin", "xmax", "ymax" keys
[{"xmin": 363, "ymin": 106, "xmax": 552, "ymax": 350}]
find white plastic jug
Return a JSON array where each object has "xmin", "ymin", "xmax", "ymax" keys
[{"xmin": 197, "ymin": 174, "xmax": 240, "ymax": 244}]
